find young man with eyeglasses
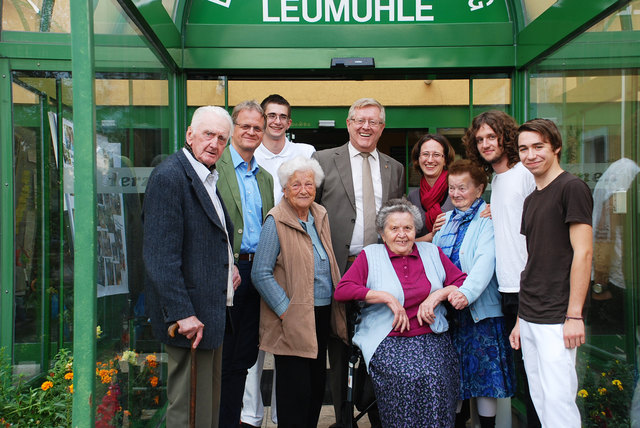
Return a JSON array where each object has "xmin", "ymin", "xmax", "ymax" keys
[
  {"xmin": 239, "ymin": 94, "xmax": 315, "ymax": 427},
  {"xmin": 463, "ymin": 110, "xmax": 539, "ymax": 427},
  {"xmin": 313, "ymin": 98, "xmax": 405, "ymax": 428},
  {"xmin": 216, "ymin": 100, "xmax": 275, "ymax": 427},
  {"xmin": 254, "ymin": 94, "xmax": 316, "ymax": 204}
]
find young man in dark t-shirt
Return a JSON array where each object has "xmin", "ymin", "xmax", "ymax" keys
[{"xmin": 509, "ymin": 118, "xmax": 593, "ymax": 427}]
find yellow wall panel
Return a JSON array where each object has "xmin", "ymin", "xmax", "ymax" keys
[
  {"xmin": 95, "ymin": 79, "xmax": 129, "ymax": 105},
  {"xmin": 187, "ymin": 80, "xmax": 226, "ymax": 106},
  {"xmin": 226, "ymin": 80, "xmax": 469, "ymax": 107},
  {"xmin": 12, "ymin": 83, "xmax": 38, "ymax": 104},
  {"xmin": 473, "ymin": 79, "xmax": 511, "ymax": 105},
  {"xmin": 132, "ymin": 80, "xmax": 169, "ymax": 106}
]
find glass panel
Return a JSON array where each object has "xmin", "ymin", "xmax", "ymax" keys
[
  {"xmin": 91, "ymin": 1, "xmax": 171, "ymax": 425},
  {"xmin": 521, "ymin": 0, "xmax": 556, "ymax": 24},
  {"xmin": 12, "ymin": 73, "xmax": 73, "ymax": 379},
  {"xmin": 2, "ymin": 0, "xmax": 70, "ymax": 32},
  {"xmin": 528, "ymin": 1, "xmax": 640, "ymax": 424},
  {"xmin": 7, "ymin": 1, "xmax": 171, "ymax": 426},
  {"xmin": 161, "ymin": 0, "xmax": 177, "ymax": 18}
]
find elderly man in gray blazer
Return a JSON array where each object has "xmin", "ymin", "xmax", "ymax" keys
[
  {"xmin": 313, "ymin": 98, "xmax": 405, "ymax": 428},
  {"xmin": 144, "ymin": 106, "xmax": 240, "ymax": 428}
]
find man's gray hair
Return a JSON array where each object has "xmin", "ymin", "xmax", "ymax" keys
[
  {"xmin": 190, "ymin": 106, "xmax": 233, "ymax": 142},
  {"xmin": 348, "ymin": 98, "xmax": 386, "ymax": 123},
  {"xmin": 232, "ymin": 100, "xmax": 265, "ymax": 127},
  {"xmin": 277, "ymin": 156, "xmax": 325, "ymax": 190},
  {"xmin": 375, "ymin": 198, "xmax": 423, "ymax": 232}
]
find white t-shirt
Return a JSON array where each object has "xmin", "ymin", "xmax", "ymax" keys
[
  {"xmin": 254, "ymin": 139, "xmax": 316, "ymax": 204},
  {"xmin": 490, "ymin": 162, "xmax": 536, "ymax": 293}
]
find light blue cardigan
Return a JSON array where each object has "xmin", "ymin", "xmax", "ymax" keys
[
  {"xmin": 352, "ymin": 242, "xmax": 449, "ymax": 368},
  {"xmin": 432, "ymin": 201, "xmax": 503, "ymax": 323}
]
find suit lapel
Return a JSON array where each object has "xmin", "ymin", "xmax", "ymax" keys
[
  {"xmin": 334, "ymin": 145, "xmax": 356, "ymax": 211},
  {"xmin": 177, "ymin": 150, "xmax": 224, "ymax": 230},
  {"xmin": 379, "ymin": 153, "xmax": 391, "ymax": 202},
  {"xmin": 217, "ymin": 148, "xmax": 243, "ymax": 217}
]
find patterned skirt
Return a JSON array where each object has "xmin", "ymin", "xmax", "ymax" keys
[
  {"xmin": 451, "ymin": 309, "xmax": 515, "ymax": 399},
  {"xmin": 368, "ymin": 333, "xmax": 459, "ymax": 428}
]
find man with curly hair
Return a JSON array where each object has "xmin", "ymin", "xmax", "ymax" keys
[{"xmin": 463, "ymin": 110, "xmax": 539, "ymax": 427}]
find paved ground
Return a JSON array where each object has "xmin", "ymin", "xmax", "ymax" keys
[{"xmin": 261, "ymin": 405, "xmax": 372, "ymax": 428}]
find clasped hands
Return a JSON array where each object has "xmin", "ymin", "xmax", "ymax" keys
[{"xmin": 383, "ymin": 286, "xmax": 467, "ymax": 333}]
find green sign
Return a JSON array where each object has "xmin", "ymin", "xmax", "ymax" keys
[{"xmin": 189, "ymin": 0, "xmax": 509, "ymax": 25}]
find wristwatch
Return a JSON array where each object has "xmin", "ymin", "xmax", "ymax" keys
[{"xmin": 592, "ymin": 283, "xmax": 605, "ymax": 294}]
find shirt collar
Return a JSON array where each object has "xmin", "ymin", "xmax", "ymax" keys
[
  {"xmin": 348, "ymin": 142, "xmax": 379, "ymax": 161},
  {"xmin": 298, "ymin": 211, "xmax": 315, "ymax": 229},
  {"xmin": 183, "ymin": 147, "xmax": 218, "ymax": 184},
  {"xmin": 229, "ymin": 144, "xmax": 259, "ymax": 174},
  {"xmin": 257, "ymin": 138, "xmax": 291, "ymax": 159},
  {"xmin": 385, "ymin": 243, "xmax": 420, "ymax": 259}
]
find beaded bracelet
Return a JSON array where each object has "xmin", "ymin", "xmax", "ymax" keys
[{"xmin": 565, "ymin": 315, "xmax": 584, "ymax": 321}]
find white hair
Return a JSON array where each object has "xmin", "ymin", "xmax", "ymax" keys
[
  {"xmin": 376, "ymin": 198, "xmax": 424, "ymax": 232},
  {"xmin": 190, "ymin": 106, "xmax": 233, "ymax": 142},
  {"xmin": 277, "ymin": 156, "xmax": 325, "ymax": 190},
  {"xmin": 348, "ymin": 98, "xmax": 385, "ymax": 123}
]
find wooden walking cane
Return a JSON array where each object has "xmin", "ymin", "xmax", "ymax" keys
[{"xmin": 168, "ymin": 323, "xmax": 197, "ymax": 428}]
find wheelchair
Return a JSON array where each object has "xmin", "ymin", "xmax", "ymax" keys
[{"xmin": 342, "ymin": 301, "xmax": 377, "ymax": 428}]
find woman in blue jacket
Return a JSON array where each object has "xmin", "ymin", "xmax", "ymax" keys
[{"xmin": 432, "ymin": 159, "xmax": 515, "ymax": 428}]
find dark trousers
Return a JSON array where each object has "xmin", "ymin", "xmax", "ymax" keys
[
  {"xmin": 219, "ymin": 259, "xmax": 260, "ymax": 427},
  {"xmin": 275, "ymin": 305, "xmax": 330, "ymax": 428},
  {"xmin": 502, "ymin": 292, "xmax": 541, "ymax": 428}
]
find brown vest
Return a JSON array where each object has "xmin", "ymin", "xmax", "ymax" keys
[{"xmin": 258, "ymin": 200, "xmax": 347, "ymax": 358}]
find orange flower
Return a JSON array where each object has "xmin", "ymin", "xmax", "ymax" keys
[
  {"xmin": 149, "ymin": 376, "xmax": 159, "ymax": 387},
  {"xmin": 146, "ymin": 354, "xmax": 157, "ymax": 363},
  {"xmin": 124, "ymin": 410, "xmax": 131, "ymax": 417},
  {"xmin": 153, "ymin": 395, "xmax": 159, "ymax": 405},
  {"xmin": 101, "ymin": 375, "xmax": 112, "ymax": 384},
  {"xmin": 41, "ymin": 381, "xmax": 53, "ymax": 391},
  {"xmin": 64, "ymin": 372, "xmax": 73, "ymax": 380},
  {"xmin": 69, "ymin": 384, "xmax": 74, "ymax": 394}
]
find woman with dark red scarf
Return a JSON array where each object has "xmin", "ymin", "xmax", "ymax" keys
[{"xmin": 408, "ymin": 134, "xmax": 456, "ymax": 240}]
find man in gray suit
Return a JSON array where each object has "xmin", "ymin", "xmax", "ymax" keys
[
  {"xmin": 313, "ymin": 98, "xmax": 405, "ymax": 427},
  {"xmin": 144, "ymin": 106, "xmax": 240, "ymax": 427}
]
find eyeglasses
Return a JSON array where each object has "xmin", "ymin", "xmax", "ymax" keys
[
  {"xmin": 420, "ymin": 151, "xmax": 444, "ymax": 160},
  {"xmin": 266, "ymin": 113, "xmax": 289, "ymax": 122},
  {"xmin": 235, "ymin": 123, "xmax": 264, "ymax": 134},
  {"xmin": 349, "ymin": 118, "xmax": 383, "ymax": 128}
]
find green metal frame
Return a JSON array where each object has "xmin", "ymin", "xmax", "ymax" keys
[
  {"xmin": 2, "ymin": 0, "xmax": 639, "ymax": 425},
  {"xmin": 516, "ymin": 0, "xmax": 631, "ymax": 67},
  {"xmin": 38, "ymin": 95, "xmax": 52, "ymax": 370},
  {"xmin": 70, "ymin": 0, "xmax": 98, "ymax": 425},
  {"xmin": 0, "ymin": 59, "xmax": 15, "ymax": 355}
]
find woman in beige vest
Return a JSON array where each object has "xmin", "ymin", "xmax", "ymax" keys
[{"xmin": 252, "ymin": 156, "xmax": 346, "ymax": 428}]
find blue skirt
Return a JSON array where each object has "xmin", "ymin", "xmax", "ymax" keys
[
  {"xmin": 369, "ymin": 333, "xmax": 459, "ymax": 428},
  {"xmin": 451, "ymin": 309, "xmax": 515, "ymax": 399}
]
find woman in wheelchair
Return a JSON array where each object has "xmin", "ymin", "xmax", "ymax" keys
[
  {"xmin": 252, "ymin": 157, "xmax": 347, "ymax": 428},
  {"xmin": 334, "ymin": 198, "xmax": 467, "ymax": 427},
  {"xmin": 432, "ymin": 160, "xmax": 515, "ymax": 428}
]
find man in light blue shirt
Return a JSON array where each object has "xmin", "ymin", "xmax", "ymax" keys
[{"xmin": 216, "ymin": 100, "xmax": 275, "ymax": 427}]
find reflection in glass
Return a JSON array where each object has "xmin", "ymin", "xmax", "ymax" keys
[{"xmin": 527, "ymin": 2, "xmax": 639, "ymax": 425}]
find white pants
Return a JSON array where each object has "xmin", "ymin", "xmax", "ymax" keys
[
  {"xmin": 519, "ymin": 318, "xmax": 580, "ymax": 428},
  {"xmin": 240, "ymin": 350, "xmax": 277, "ymax": 425}
]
